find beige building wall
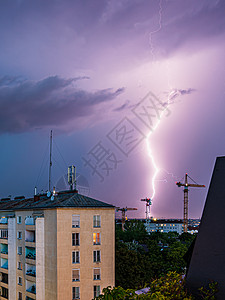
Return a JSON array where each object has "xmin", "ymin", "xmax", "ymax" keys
[
  {"xmin": 36, "ymin": 217, "xmax": 45, "ymax": 300},
  {"xmin": 8, "ymin": 218, "xmax": 16, "ymax": 300},
  {"xmin": 56, "ymin": 207, "xmax": 115, "ymax": 300},
  {"xmin": 0, "ymin": 204, "xmax": 115, "ymax": 300},
  {"xmin": 44, "ymin": 210, "xmax": 57, "ymax": 300}
]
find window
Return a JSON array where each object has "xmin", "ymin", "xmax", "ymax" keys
[
  {"xmin": 72, "ymin": 251, "xmax": 80, "ymax": 264},
  {"xmin": 93, "ymin": 233, "xmax": 101, "ymax": 245},
  {"xmin": 17, "ymin": 231, "xmax": 22, "ymax": 239},
  {"xmin": 18, "ymin": 292, "xmax": 22, "ymax": 300},
  {"xmin": 2, "ymin": 287, "xmax": 8, "ymax": 299},
  {"xmin": 18, "ymin": 276, "xmax": 22, "ymax": 285},
  {"xmin": 18, "ymin": 261, "xmax": 22, "ymax": 270},
  {"xmin": 72, "ymin": 286, "xmax": 80, "ymax": 299},
  {"xmin": 18, "ymin": 247, "xmax": 22, "ymax": 255},
  {"xmin": 93, "ymin": 215, "xmax": 101, "ymax": 228},
  {"xmin": 93, "ymin": 250, "xmax": 101, "ymax": 263},
  {"xmin": 17, "ymin": 216, "xmax": 22, "ymax": 224},
  {"xmin": 72, "ymin": 215, "xmax": 80, "ymax": 228},
  {"xmin": 72, "ymin": 269, "xmax": 80, "ymax": 282},
  {"xmin": 94, "ymin": 285, "xmax": 100, "ymax": 298},
  {"xmin": 94, "ymin": 268, "xmax": 101, "ymax": 280},
  {"xmin": 72, "ymin": 233, "xmax": 80, "ymax": 246},
  {"xmin": 0, "ymin": 229, "xmax": 8, "ymax": 239}
]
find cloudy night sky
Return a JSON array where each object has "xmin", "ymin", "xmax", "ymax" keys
[{"xmin": 0, "ymin": 0, "xmax": 225, "ymax": 219}]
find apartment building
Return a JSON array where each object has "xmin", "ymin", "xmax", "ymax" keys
[{"xmin": 0, "ymin": 190, "xmax": 115, "ymax": 300}]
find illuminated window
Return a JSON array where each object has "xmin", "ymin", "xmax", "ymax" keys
[
  {"xmin": 93, "ymin": 215, "xmax": 101, "ymax": 228},
  {"xmin": 72, "ymin": 269, "xmax": 80, "ymax": 282},
  {"xmin": 72, "ymin": 215, "xmax": 80, "ymax": 228},
  {"xmin": 72, "ymin": 286, "xmax": 80, "ymax": 299},
  {"xmin": 72, "ymin": 233, "xmax": 80, "ymax": 246},
  {"xmin": 94, "ymin": 285, "xmax": 100, "ymax": 298},
  {"xmin": 93, "ymin": 250, "xmax": 101, "ymax": 263},
  {"xmin": 93, "ymin": 233, "xmax": 101, "ymax": 245},
  {"xmin": 72, "ymin": 251, "xmax": 80, "ymax": 264},
  {"xmin": 94, "ymin": 268, "xmax": 101, "ymax": 280}
]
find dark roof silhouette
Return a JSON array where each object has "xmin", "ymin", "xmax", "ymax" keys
[{"xmin": 0, "ymin": 190, "xmax": 114, "ymax": 211}]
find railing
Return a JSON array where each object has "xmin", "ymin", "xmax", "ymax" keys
[
  {"xmin": 26, "ymin": 270, "xmax": 36, "ymax": 277},
  {"xmin": 26, "ymin": 253, "xmax": 36, "ymax": 260},
  {"xmin": 25, "ymin": 239, "xmax": 35, "ymax": 243}
]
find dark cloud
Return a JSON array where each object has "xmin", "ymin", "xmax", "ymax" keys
[
  {"xmin": 167, "ymin": 88, "xmax": 196, "ymax": 103},
  {"xmin": 113, "ymin": 100, "xmax": 132, "ymax": 112},
  {"xmin": 0, "ymin": 76, "xmax": 124, "ymax": 134}
]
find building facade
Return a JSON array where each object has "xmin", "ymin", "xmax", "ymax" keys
[
  {"xmin": 0, "ymin": 191, "xmax": 115, "ymax": 300},
  {"xmin": 145, "ymin": 219, "xmax": 183, "ymax": 235}
]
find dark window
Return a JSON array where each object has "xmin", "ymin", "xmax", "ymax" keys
[
  {"xmin": 72, "ymin": 233, "xmax": 80, "ymax": 246},
  {"xmin": 72, "ymin": 286, "xmax": 80, "ymax": 299},
  {"xmin": 72, "ymin": 251, "xmax": 80, "ymax": 264},
  {"xmin": 94, "ymin": 285, "xmax": 100, "ymax": 298},
  {"xmin": 2, "ymin": 287, "xmax": 8, "ymax": 299},
  {"xmin": 93, "ymin": 250, "xmax": 101, "ymax": 263}
]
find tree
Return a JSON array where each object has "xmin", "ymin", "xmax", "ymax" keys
[{"xmin": 93, "ymin": 271, "xmax": 194, "ymax": 300}]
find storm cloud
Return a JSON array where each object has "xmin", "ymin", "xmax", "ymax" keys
[{"xmin": 0, "ymin": 76, "xmax": 124, "ymax": 134}]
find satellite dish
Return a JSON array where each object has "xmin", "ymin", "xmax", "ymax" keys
[
  {"xmin": 51, "ymin": 196, "xmax": 54, "ymax": 201},
  {"xmin": 47, "ymin": 191, "xmax": 51, "ymax": 198}
]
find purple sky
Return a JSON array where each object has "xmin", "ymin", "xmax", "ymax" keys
[{"xmin": 0, "ymin": 0, "xmax": 225, "ymax": 219}]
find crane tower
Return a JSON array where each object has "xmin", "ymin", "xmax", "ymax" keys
[
  {"xmin": 116, "ymin": 207, "xmax": 137, "ymax": 231},
  {"xmin": 141, "ymin": 198, "xmax": 152, "ymax": 223},
  {"xmin": 176, "ymin": 173, "xmax": 205, "ymax": 233}
]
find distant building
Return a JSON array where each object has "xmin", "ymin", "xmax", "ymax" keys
[
  {"xmin": 145, "ymin": 219, "xmax": 183, "ymax": 235},
  {"xmin": 0, "ymin": 190, "xmax": 115, "ymax": 300}
]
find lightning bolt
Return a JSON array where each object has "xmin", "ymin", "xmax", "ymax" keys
[
  {"xmin": 147, "ymin": 0, "xmax": 165, "ymax": 201},
  {"xmin": 149, "ymin": 0, "xmax": 162, "ymax": 61}
]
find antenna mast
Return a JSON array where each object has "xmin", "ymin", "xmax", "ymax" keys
[{"xmin": 48, "ymin": 130, "xmax": 53, "ymax": 191}]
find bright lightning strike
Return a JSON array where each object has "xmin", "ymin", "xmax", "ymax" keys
[
  {"xmin": 147, "ymin": 0, "xmax": 163, "ymax": 201},
  {"xmin": 147, "ymin": 90, "xmax": 177, "ymax": 200}
]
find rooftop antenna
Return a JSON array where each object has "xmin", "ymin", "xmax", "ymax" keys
[
  {"xmin": 68, "ymin": 165, "xmax": 76, "ymax": 190},
  {"xmin": 48, "ymin": 130, "xmax": 53, "ymax": 191}
]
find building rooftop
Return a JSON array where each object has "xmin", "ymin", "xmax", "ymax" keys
[{"xmin": 0, "ymin": 190, "xmax": 114, "ymax": 211}]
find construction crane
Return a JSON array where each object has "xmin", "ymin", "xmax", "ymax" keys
[
  {"xmin": 116, "ymin": 207, "xmax": 137, "ymax": 231},
  {"xmin": 141, "ymin": 198, "xmax": 152, "ymax": 224},
  {"xmin": 176, "ymin": 173, "xmax": 205, "ymax": 233}
]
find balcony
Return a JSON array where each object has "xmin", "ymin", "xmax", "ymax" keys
[
  {"xmin": 25, "ymin": 218, "xmax": 35, "ymax": 226},
  {"xmin": 25, "ymin": 247, "xmax": 36, "ymax": 260},
  {"xmin": 0, "ymin": 244, "xmax": 8, "ymax": 255},
  {"xmin": 26, "ymin": 263, "xmax": 36, "ymax": 280},
  {"xmin": 0, "ymin": 218, "xmax": 8, "ymax": 225},
  {"xmin": 26, "ymin": 281, "xmax": 36, "ymax": 295},
  {"xmin": 1, "ymin": 272, "xmax": 8, "ymax": 284},
  {"xmin": 0, "ymin": 258, "xmax": 8, "ymax": 270},
  {"xmin": 26, "ymin": 296, "xmax": 35, "ymax": 300},
  {"xmin": 25, "ymin": 230, "xmax": 35, "ymax": 248}
]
